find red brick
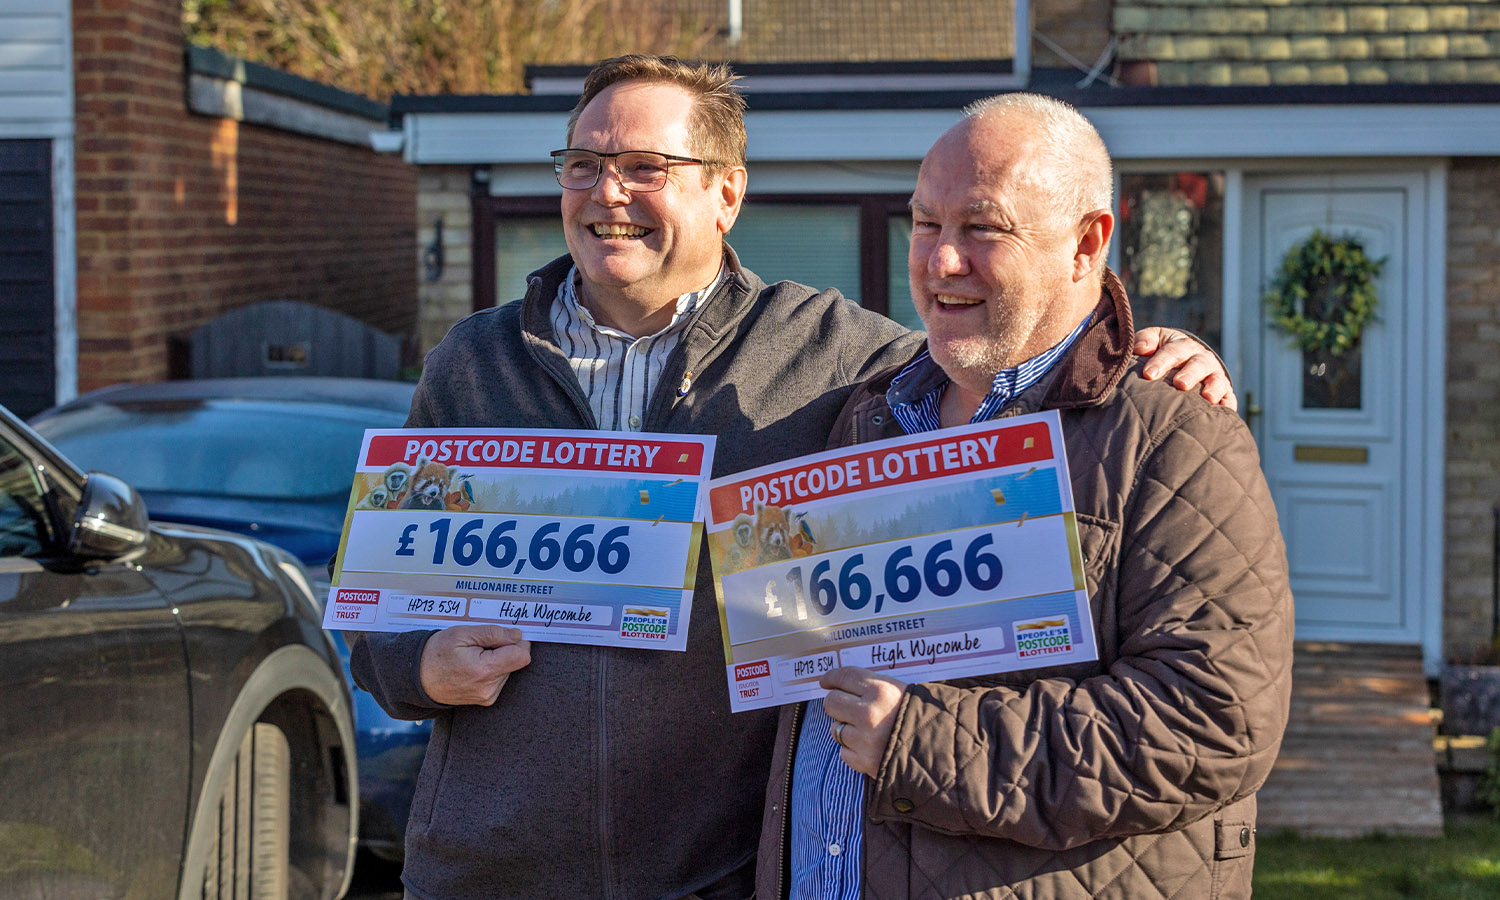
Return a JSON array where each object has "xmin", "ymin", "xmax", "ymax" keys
[{"xmin": 70, "ymin": 0, "xmax": 416, "ymax": 387}]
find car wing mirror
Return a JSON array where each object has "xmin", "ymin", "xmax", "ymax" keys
[{"xmin": 69, "ymin": 471, "xmax": 150, "ymax": 560}]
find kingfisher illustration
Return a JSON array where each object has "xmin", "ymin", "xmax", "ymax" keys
[{"xmin": 789, "ymin": 513, "xmax": 818, "ymax": 557}]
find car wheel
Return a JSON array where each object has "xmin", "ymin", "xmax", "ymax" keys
[
  {"xmin": 199, "ymin": 722, "xmax": 292, "ymax": 900},
  {"xmin": 178, "ymin": 646, "xmax": 357, "ymax": 900}
]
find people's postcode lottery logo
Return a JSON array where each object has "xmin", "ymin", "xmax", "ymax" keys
[
  {"xmin": 620, "ymin": 606, "xmax": 671, "ymax": 641},
  {"xmin": 1014, "ymin": 618, "xmax": 1073, "ymax": 659}
]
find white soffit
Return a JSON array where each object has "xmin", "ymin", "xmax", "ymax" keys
[
  {"xmin": 530, "ymin": 72, "xmax": 1024, "ymax": 96},
  {"xmin": 401, "ymin": 103, "xmax": 1500, "ymax": 165}
]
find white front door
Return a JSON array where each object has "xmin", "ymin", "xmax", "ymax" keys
[{"xmin": 1241, "ymin": 172, "xmax": 1437, "ymax": 649}]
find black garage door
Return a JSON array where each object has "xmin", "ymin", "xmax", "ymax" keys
[{"xmin": 0, "ymin": 139, "xmax": 56, "ymax": 419}]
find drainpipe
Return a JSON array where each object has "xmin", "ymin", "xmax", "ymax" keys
[
  {"xmin": 1014, "ymin": 0, "xmax": 1031, "ymax": 86},
  {"xmin": 1492, "ymin": 504, "xmax": 1499, "ymax": 646},
  {"xmin": 727, "ymin": 0, "xmax": 742, "ymax": 43}
]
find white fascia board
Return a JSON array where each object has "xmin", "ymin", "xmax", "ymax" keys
[
  {"xmin": 369, "ymin": 129, "xmax": 403, "ymax": 153},
  {"xmin": 408, "ymin": 112, "xmax": 567, "ymax": 164},
  {"xmin": 402, "ymin": 108, "xmax": 961, "ymax": 165},
  {"xmin": 1089, "ymin": 104, "xmax": 1500, "ymax": 159},
  {"xmin": 530, "ymin": 72, "xmax": 1023, "ymax": 95},
  {"xmin": 0, "ymin": 119, "xmax": 71, "ymax": 138},
  {"xmin": 733, "ymin": 73, "xmax": 1024, "ymax": 92},
  {"xmin": 6, "ymin": 0, "xmax": 71, "ymax": 12},
  {"xmin": 746, "ymin": 109, "xmax": 961, "ymax": 161},
  {"xmin": 189, "ymin": 74, "xmax": 383, "ymax": 146},
  {"xmin": 402, "ymin": 102, "xmax": 1500, "ymax": 166}
]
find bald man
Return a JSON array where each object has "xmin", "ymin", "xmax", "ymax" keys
[{"xmin": 755, "ymin": 94, "xmax": 1293, "ymax": 900}]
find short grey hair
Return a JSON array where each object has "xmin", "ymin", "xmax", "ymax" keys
[{"xmin": 961, "ymin": 93, "xmax": 1113, "ymax": 221}]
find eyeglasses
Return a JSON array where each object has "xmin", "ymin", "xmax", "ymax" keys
[{"xmin": 550, "ymin": 149, "xmax": 717, "ymax": 192}]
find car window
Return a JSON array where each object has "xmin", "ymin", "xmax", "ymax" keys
[
  {"xmin": 35, "ymin": 400, "xmax": 408, "ymax": 501},
  {"xmin": 0, "ymin": 435, "xmax": 53, "ymax": 557}
]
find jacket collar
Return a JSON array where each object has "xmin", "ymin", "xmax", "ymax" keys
[
  {"xmin": 518, "ymin": 245, "xmax": 761, "ymax": 345},
  {"xmin": 1027, "ymin": 265, "xmax": 1136, "ymax": 413},
  {"xmin": 834, "ymin": 267, "xmax": 1135, "ymax": 444}
]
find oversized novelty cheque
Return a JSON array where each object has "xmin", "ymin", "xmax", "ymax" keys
[
  {"xmin": 705, "ymin": 411, "xmax": 1097, "ymax": 712},
  {"xmin": 323, "ymin": 428, "xmax": 715, "ymax": 652}
]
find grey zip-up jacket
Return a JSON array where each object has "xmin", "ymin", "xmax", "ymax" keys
[{"xmin": 349, "ymin": 250, "xmax": 922, "ymax": 900}]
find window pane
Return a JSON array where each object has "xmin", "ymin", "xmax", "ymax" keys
[
  {"xmin": 1302, "ymin": 344, "xmax": 1363, "ymax": 409},
  {"xmin": 496, "ymin": 219, "xmax": 569, "ymax": 306},
  {"xmin": 886, "ymin": 216, "xmax": 922, "ymax": 331},
  {"xmin": 0, "ymin": 436, "xmax": 49, "ymax": 557},
  {"xmin": 1118, "ymin": 173, "xmax": 1224, "ymax": 348},
  {"xmin": 729, "ymin": 204, "xmax": 862, "ymax": 304},
  {"xmin": 37, "ymin": 402, "xmax": 406, "ymax": 500}
]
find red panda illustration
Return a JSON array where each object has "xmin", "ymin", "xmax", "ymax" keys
[
  {"xmin": 400, "ymin": 459, "xmax": 460, "ymax": 510},
  {"xmin": 752, "ymin": 503, "xmax": 792, "ymax": 564}
]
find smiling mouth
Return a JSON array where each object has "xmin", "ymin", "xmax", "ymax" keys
[
  {"xmin": 935, "ymin": 294, "xmax": 983, "ymax": 309},
  {"xmin": 591, "ymin": 223, "xmax": 651, "ymax": 239}
]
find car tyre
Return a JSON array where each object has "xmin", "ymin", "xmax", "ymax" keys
[
  {"xmin": 200, "ymin": 722, "xmax": 292, "ymax": 900},
  {"xmin": 179, "ymin": 646, "xmax": 357, "ymax": 900}
]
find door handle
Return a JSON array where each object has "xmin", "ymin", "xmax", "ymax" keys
[{"xmin": 1243, "ymin": 390, "xmax": 1263, "ymax": 422}]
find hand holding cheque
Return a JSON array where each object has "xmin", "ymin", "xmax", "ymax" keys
[
  {"xmin": 821, "ymin": 666, "xmax": 907, "ymax": 776},
  {"xmin": 419, "ymin": 625, "xmax": 531, "ymax": 706}
]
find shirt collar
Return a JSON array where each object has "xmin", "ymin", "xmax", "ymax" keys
[
  {"xmin": 560, "ymin": 264, "xmax": 727, "ymax": 340},
  {"xmin": 888, "ymin": 311, "xmax": 1093, "ymax": 432}
]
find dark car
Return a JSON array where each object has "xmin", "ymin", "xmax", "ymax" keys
[
  {"xmin": 0, "ymin": 401, "xmax": 356, "ymax": 898},
  {"xmin": 31, "ymin": 377, "xmax": 427, "ymax": 861}
]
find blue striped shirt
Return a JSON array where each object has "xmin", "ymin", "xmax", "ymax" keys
[
  {"xmin": 787, "ymin": 312, "xmax": 1092, "ymax": 900},
  {"xmin": 889, "ymin": 314, "xmax": 1093, "ymax": 433}
]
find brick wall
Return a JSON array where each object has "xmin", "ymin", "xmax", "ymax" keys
[
  {"xmin": 1445, "ymin": 158, "xmax": 1500, "ymax": 661},
  {"xmin": 72, "ymin": 0, "xmax": 416, "ymax": 389},
  {"xmin": 1112, "ymin": 1, "xmax": 1500, "ymax": 86},
  {"xmin": 416, "ymin": 167, "xmax": 474, "ymax": 356}
]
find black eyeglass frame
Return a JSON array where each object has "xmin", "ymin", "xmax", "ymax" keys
[{"xmin": 549, "ymin": 148, "xmax": 721, "ymax": 192}]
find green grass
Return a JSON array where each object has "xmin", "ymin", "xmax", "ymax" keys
[{"xmin": 1255, "ymin": 818, "xmax": 1500, "ymax": 900}]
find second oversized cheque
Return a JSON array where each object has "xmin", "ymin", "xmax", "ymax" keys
[{"xmin": 704, "ymin": 410, "xmax": 1099, "ymax": 712}]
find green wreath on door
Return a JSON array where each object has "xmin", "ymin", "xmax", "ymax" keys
[{"xmin": 1264, "ymin": 229, "xmax": 1383, "ymax": 356}]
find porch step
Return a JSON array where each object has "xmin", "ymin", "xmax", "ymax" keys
[{"xmin": 1256, "ymin": 641, "xmax": 1443, "ymax": 837}]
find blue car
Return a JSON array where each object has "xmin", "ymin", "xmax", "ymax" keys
[{"xmin": 32, "ymin": 376, "xmax": 427, "ymax": 861}]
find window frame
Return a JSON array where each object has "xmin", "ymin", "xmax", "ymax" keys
[
  {"xmin": 472, "ymin": 192, "xmax": 912, "ymax": 315},
  {"xmin": 0, "ymin": 422, "xmax": 81, "ymax": 560}
]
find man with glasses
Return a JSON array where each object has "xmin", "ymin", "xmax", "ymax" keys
[{"xmin": 350, "ymin": 55, "xmax": 1235, "ymax": 900}]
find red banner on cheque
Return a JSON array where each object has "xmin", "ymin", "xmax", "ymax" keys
[
  {"xmin": 707, "ymin": 420, "xmax": 1052, "ymax": 523},
  {"xmin": 364, "ymin": 433, "xmax": 705, "ymax": 476}
]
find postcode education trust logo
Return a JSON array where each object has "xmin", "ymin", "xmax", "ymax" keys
[
  {"xmin": 1014, "ymin": 617, "xmax": 1073, "ymax": 659},
  {"xmin": 336, "ymin": 589, "xmax": 379, "ymax": 604},
  {"xmin": 734, "ymin": 660, "xmax": 770, "ymax": 682},
  {"xmin": 619, "ymin": 606, "xmax": 671, "ymax": 641}
]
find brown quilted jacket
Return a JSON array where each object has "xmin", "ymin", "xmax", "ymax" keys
[{"xmin": 756, "ymin": 271, "xmax": 1294, "ymax": 900}]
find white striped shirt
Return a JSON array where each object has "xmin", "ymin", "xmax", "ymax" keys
[{"xmin": 550, "ymin": 265, "xmax": 725, "ymax": 431}]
